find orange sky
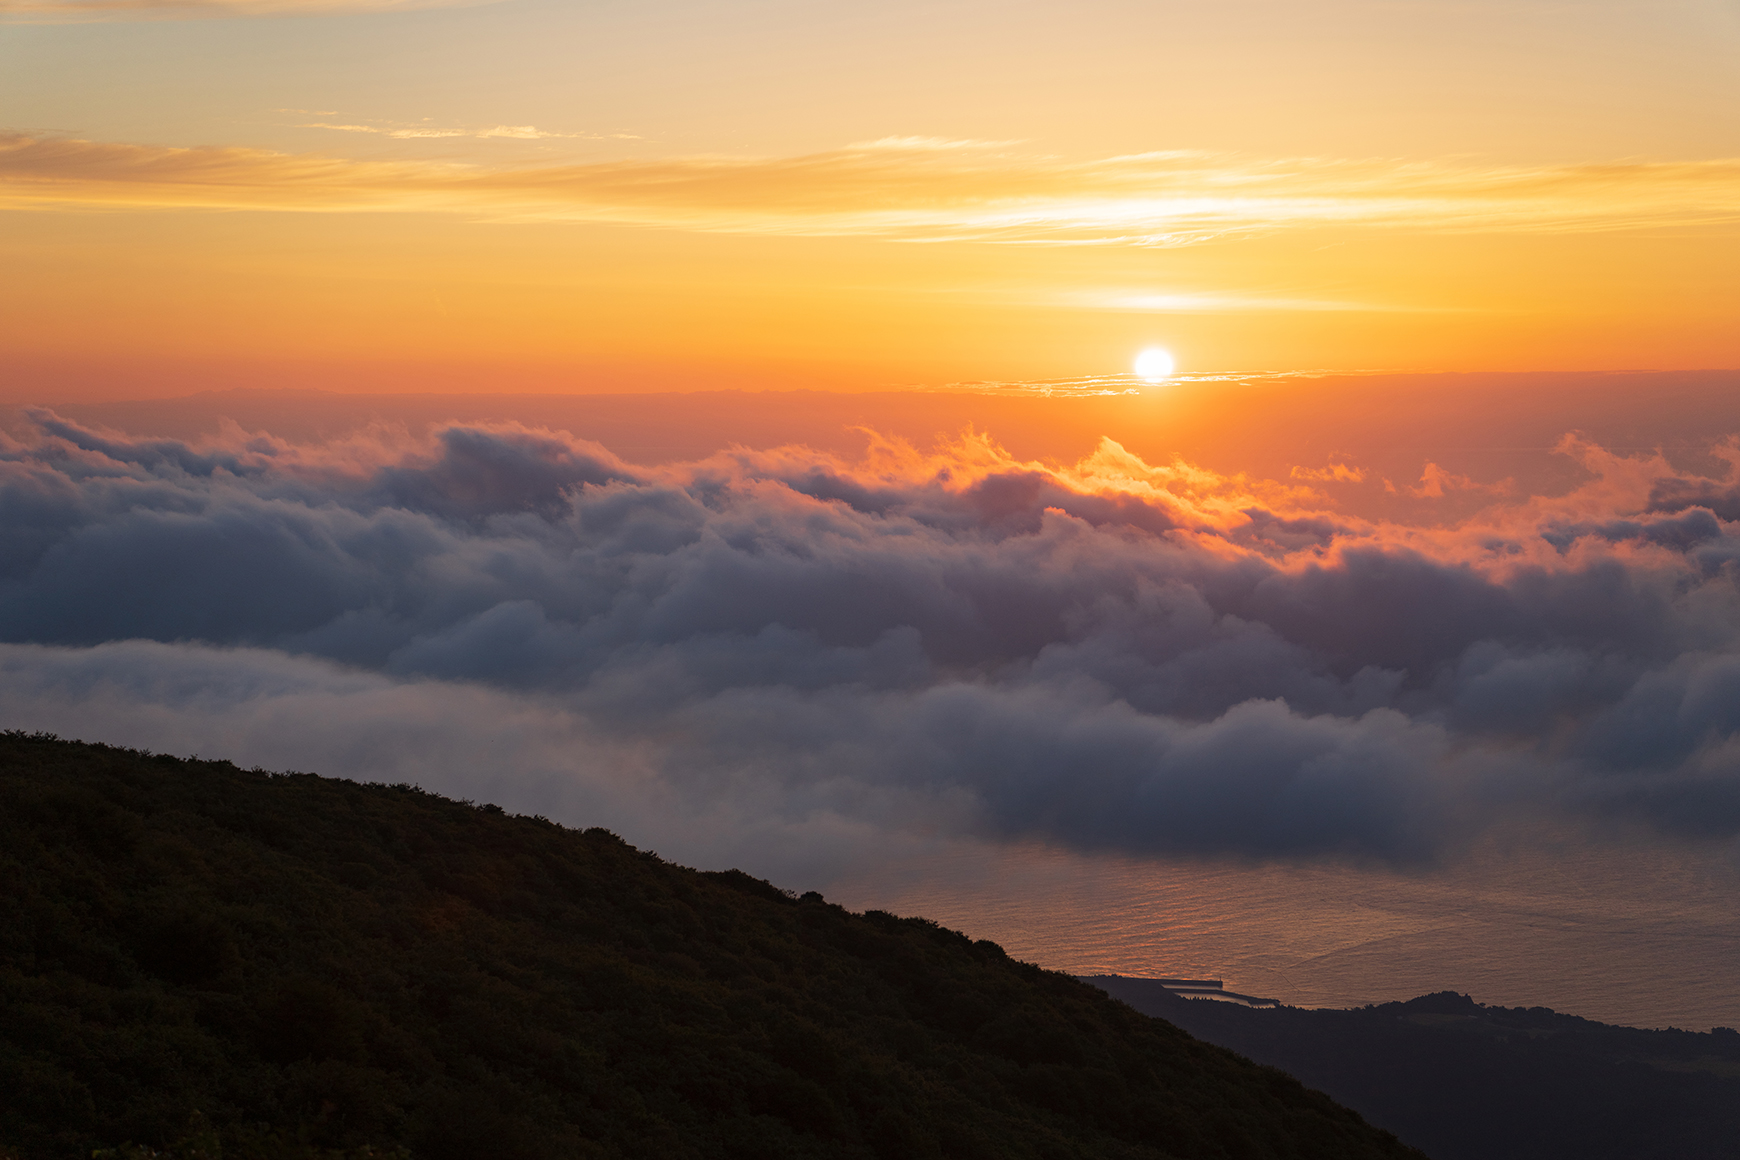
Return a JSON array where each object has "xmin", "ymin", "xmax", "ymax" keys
[
  {"xmin": 8, "ymin": 0, "xmax": 1740, "ymax": 1031},
  {"xmin": 2, "ymin": 0, "xmax": 1738, "ymax": 401}
]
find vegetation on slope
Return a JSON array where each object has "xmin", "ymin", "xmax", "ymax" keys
[
  {"xmin": 1088, "ymin": 976, "xmax": 1740, "ymax": 1160},
  {"xmin": 0, "ymin": 733, "xmax": 1422, "ymax": 1160}
]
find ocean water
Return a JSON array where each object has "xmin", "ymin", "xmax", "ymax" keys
[{"xmin": 826, "ymin": 830, "xmax": 1740, "ymax": 1031}]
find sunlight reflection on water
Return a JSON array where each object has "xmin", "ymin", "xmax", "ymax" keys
[{"xmin": 826, "ymin": 829, "xmax": 1740, "ymax": 1031}]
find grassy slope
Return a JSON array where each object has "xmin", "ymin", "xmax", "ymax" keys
[{"xmin": 0, "ymin": 733, "xmax": 1424, "ymax": 1160}]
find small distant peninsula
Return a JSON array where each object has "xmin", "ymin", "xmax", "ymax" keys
[{"xmin": 1087, "ymin": 975, "xmax": 1740, "ymax": 1160}]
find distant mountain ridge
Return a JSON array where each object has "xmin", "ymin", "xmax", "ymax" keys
[
  {"xmin": 1086, "ymin": 975, "xmax": 1740, "ymax": 1160},
  {"xmin": 0, "ymin": 732, "xmax": 1422, "ymax": 1160}
]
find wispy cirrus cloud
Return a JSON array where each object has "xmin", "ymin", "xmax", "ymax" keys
[
  {"xmin": 845, "ymin": 136, "xmax": 1029, "ymax": 152},
  {"xmin": 296, "ymin": 119, "xmax": 637, "ymax": 142},
  {"xmin": 2, "ymin": 131, "xmax": 1737, "ymax": 245},
  {"xmin": 1065, "ymin": 291, "xmax": 1439, "ymax": 313}
]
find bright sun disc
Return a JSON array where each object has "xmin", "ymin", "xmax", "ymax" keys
[{"xmin": 1134, "ymin": 348, "xmax": 1175, "ymax": 382}]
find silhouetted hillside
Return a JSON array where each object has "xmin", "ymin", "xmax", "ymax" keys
[
  {"xmin": 0, "ymin": 733, "xmax": 1424, "ymax": 1160},
  {"xmin": 1087, "ymin": 976, "xmax": 1740, "ymax": 1160}
]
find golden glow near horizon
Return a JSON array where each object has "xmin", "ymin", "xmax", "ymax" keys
[{"xmin": 0, "ymin": 0, "xmax": 1737, "ymax": 398}]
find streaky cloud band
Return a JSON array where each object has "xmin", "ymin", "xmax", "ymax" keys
[{"xmin": 3, "ymin": 132, "xmax": 1737, "ymax": 244}]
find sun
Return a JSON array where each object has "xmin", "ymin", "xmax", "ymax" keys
[{"xmin": 1133, "ymin": 347, "xmax": 1175, "ymax": 383}]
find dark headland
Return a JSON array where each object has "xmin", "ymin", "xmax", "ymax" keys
[
  {"xmin": 0, "ymin": 732, "xmax": 1421, "ymax": 1160},
  {"xmin": 1087, "ymin": 976, "xmax": 1740, "ymax": 1160}
]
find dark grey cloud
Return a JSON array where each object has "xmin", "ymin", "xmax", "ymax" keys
[
  {"xmin": 3, "ymin": 411, "xmax": 1740, "ymax": 865},
  {"xmin": 1648, "ymin": 475, "xmax": 1740, "ymax": 523}
]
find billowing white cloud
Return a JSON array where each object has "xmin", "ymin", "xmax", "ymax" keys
[{"xmin": 3, "ymin": 410, "xmax": 1740, "ymax": 874}]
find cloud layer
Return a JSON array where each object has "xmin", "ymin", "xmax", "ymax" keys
[
  {"xmin": 4, "ymin": 132, "xmax": 1737, "ymax": 244},
  {"xmin": 4, "ymin": 410, "xmax": 1740, "ymax": 871}
]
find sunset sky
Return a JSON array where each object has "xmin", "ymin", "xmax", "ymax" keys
[
  {"xmin": 4, "ymin": 0, "xmax": 1739, "ymax": 395},
  {"xmin": 4, "ymin": 0, "xmax": 1740, "ymax": 1033}
]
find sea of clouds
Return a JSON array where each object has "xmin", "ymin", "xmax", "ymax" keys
[{"xmin": 3, "ymin": 408, "xmax": 1739, "ymax": 880}]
